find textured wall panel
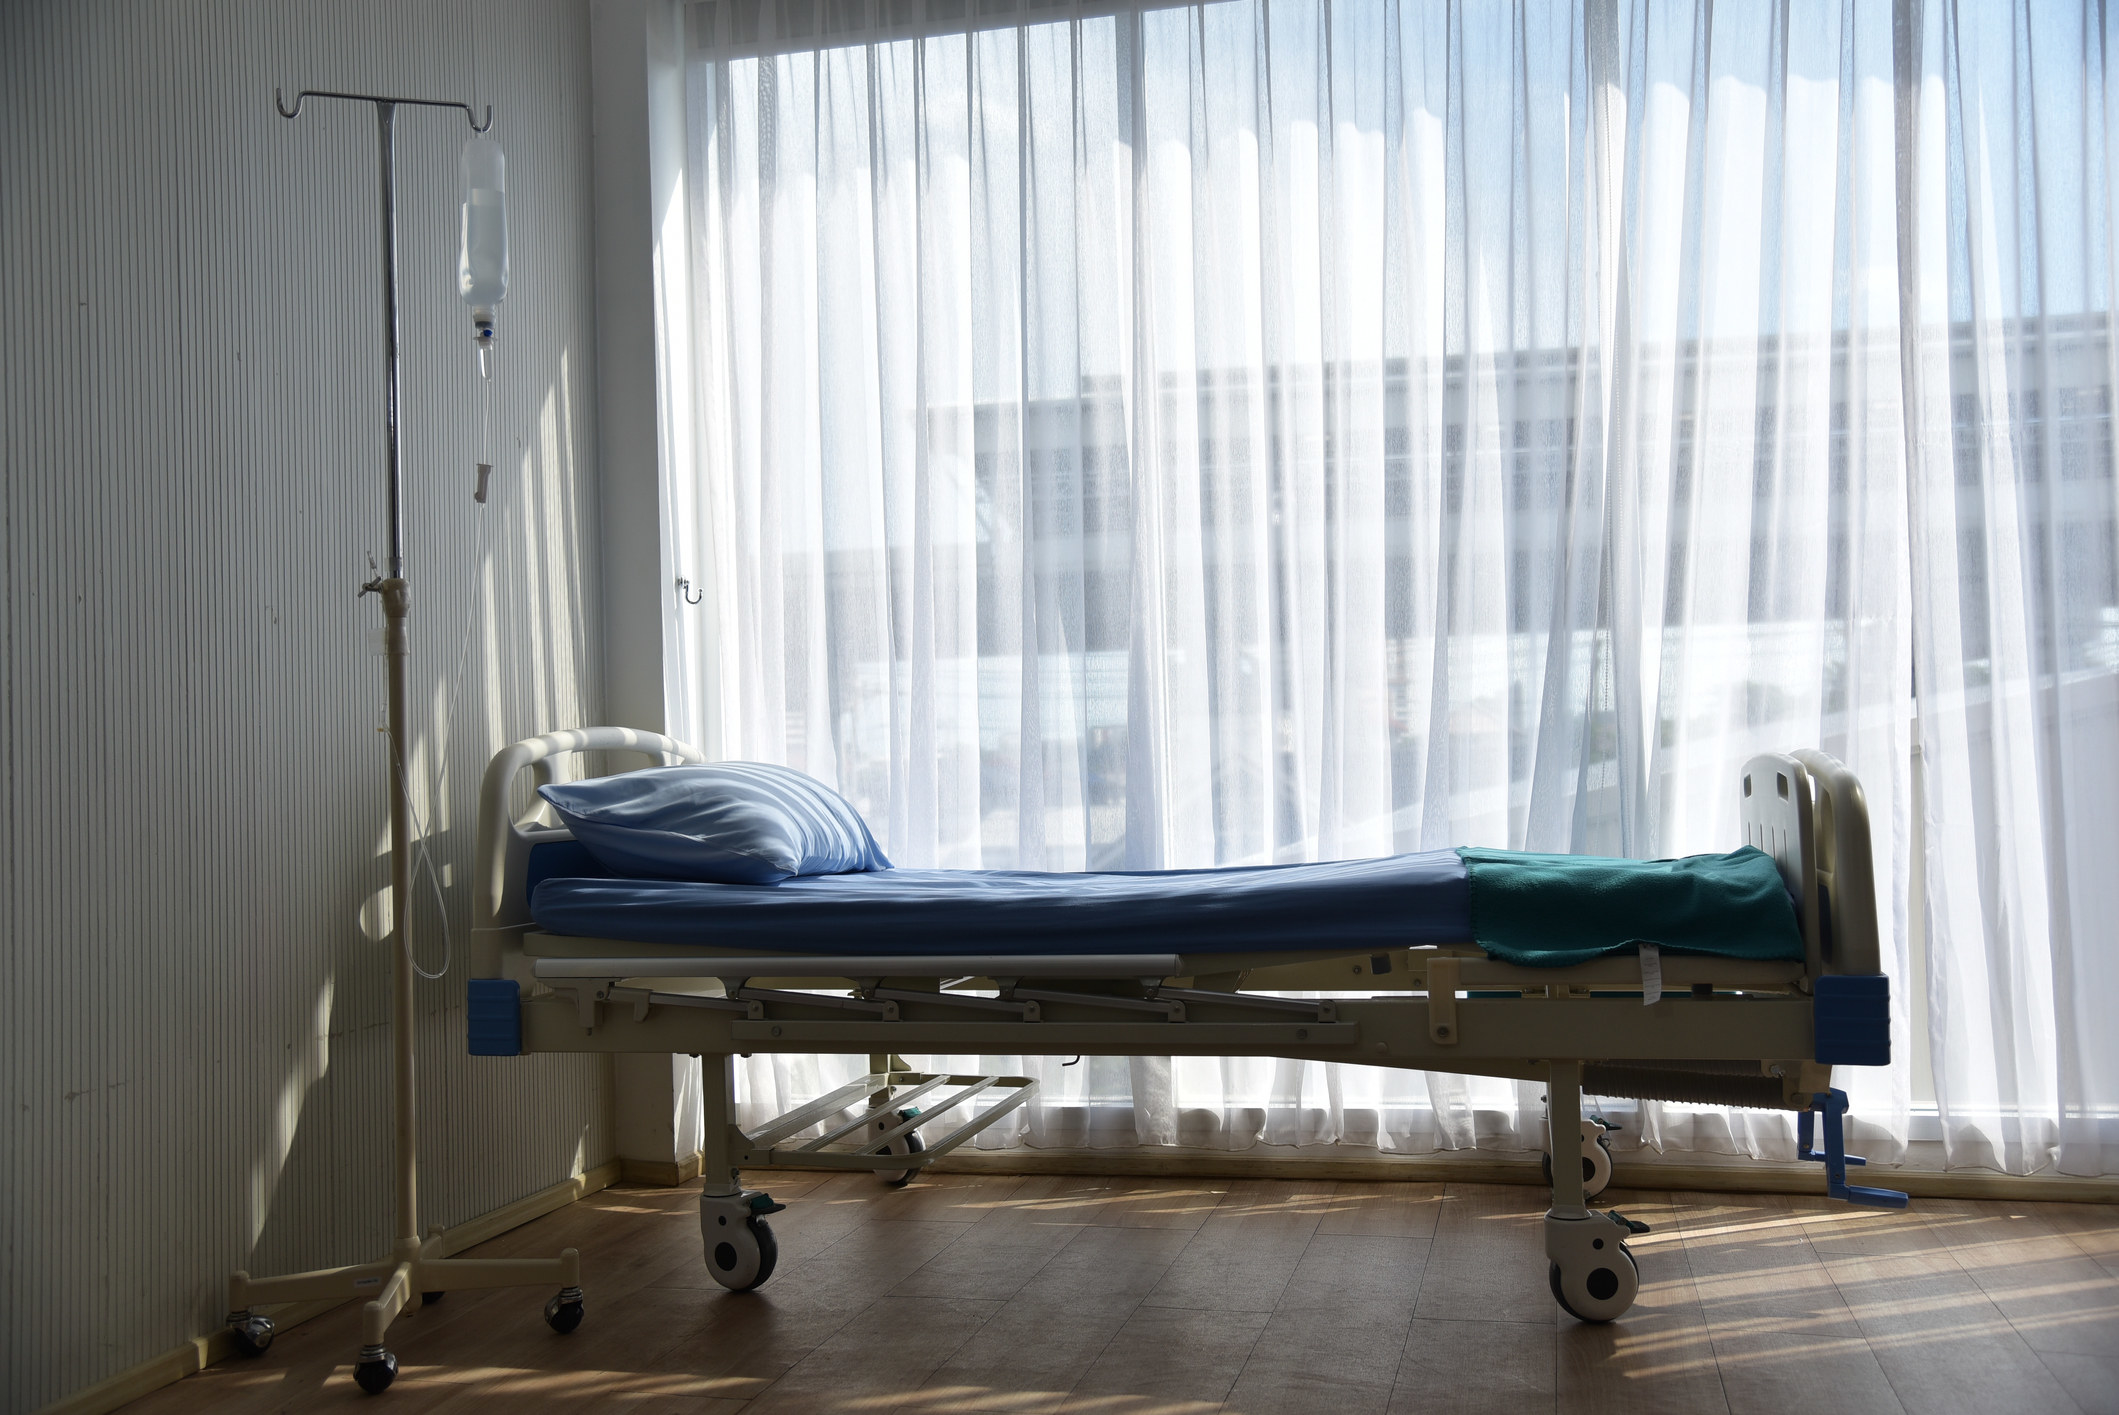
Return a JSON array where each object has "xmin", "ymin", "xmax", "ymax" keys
[{"xmin": 0, "ymin": 2, "xmax": 610, "ymax": 1406}]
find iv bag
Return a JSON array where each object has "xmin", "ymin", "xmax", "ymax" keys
[{"xmin": 458, "ymin": 134, "xmax": 508, "ymax": 322}]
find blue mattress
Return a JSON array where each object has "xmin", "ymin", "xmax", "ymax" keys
[
  {"xmin": 529, "ymin": 848, "xmax": 1474, "ymax": 956},
  {"xmin": 525, "ymin": 842, "xmax": 1804, "ymax": 965}
]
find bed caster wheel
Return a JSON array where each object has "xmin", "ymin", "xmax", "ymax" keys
[
  {"xmin": 226, "ymin": 1310, "xmax": 274, "ymax": 1357},
  {"xmin": 353, "ymin": 1346, "xmax": 398, "ymax": 1394},
  {"xmin": 543, "ymin": 1286, "xmax": 585, "ymax": 1333},
  {"xmin": 1545, "ymin": 1210, "xmax": 1640, "ymax": 1323},
  {"xmin": 1542, "ymin": 1137, "xmax": 1613, "ymax": 1200},
  {"xmin": 875, "ymin": 1108, "xmax": 926, "ymax": 1186},
  {"xmin": 1549, "ymin": 1249, "xmax": 1640, "ymax": 1323},
  {"xmin": 701, "ymin": 1192, "xmax": 783, "ymax": 1291},
  {"xmin": 707, "ymin": 1217, "xmax": 777, "ymax": 1290}
]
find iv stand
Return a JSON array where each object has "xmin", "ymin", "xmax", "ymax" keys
[{"xmin": 223, "ymin": 88, "xmax": 581, "ymax": 1398}]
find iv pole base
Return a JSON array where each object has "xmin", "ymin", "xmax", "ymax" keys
[{"xmin": 225, "ymin": 1239, "xmax": 584, "ymax": 1386}]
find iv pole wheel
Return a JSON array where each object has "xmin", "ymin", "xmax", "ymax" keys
[
  {"xmin": 354, "ymin": 1347, "xmax": 399, "ymax": 1394},
  {"xmin": 227, "ymin": 1311, "xmax": 275, "ymax": 1357},
  {"xmin": 544, "ymin": 1285, "xmax": 586, "ymax": 1333}
]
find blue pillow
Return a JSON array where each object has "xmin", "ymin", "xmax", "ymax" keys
[{"xmin": 537, "ymin": 763, "xmax": 891, "ymax": 884}]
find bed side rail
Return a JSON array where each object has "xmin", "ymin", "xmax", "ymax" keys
[{"xmin": 472, "ymin": 727, "xmax": 707, "ymax": 978}]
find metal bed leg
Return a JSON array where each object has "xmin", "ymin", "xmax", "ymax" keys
[
  {"xmin": 863, "ymin": 1052, "xmax": 926, "ymax": 1186},
  {"xmin": 1543, "ymin": 1060, "xmax": 1640, "ymax": 1322},
  {"xmin": 697, "ymin": 1052, "xmax": 785, "ymax": 1293},
  {"xmin": 1547, "ymin": 1063, "xmax": 1587, "ymax": 1215},
  {"xmin": 699, "ymin": 1053, "xmax": 740, "ymax": 1199}
]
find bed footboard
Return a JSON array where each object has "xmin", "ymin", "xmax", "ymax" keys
[
  {"xmin": 1789, "ymin": 750, "xmax": 1883, "ymax": 977},
  {"xmin": 1741, "ymin": 750, "xmax": 1881, "ymax": 978}
]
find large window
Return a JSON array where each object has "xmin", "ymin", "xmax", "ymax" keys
[{"xmin": 655, "ymin": 0, "xmax": 2119, "ymax": 1174}]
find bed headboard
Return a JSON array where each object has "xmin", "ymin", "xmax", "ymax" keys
[
  {"xmin": 471, "ymin": 726, "xmax": 707, "ymax": 979},
  {"xmin": 1740, "ymin": 750, "xmax": 1881, "ymax": 980}
]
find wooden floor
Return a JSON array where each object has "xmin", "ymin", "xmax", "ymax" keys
[{"xmin": 129, "ymin": 1171, "xmax": 2119, "ymax": 1415}]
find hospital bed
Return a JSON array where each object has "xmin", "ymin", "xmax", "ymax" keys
[{"xmin": 465, "ymin": 727, "xmax": 1902, "ymax": 1328}]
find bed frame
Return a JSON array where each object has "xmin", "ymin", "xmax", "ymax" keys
[{"xmin": 324, "ymin": 727, "xmax": 1894, "ymax": 1379}]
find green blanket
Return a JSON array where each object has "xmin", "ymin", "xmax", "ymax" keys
[{"xmin": 1457, "ymin": 845, "xmax": 1802, "ymax": 968}]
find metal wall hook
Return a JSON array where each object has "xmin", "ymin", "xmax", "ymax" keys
[
  {"xmin": 675, "ymin": 577, "xmax": 703, "ymax": 606},
  {"xmin": 275, "ymin": 86, "xmax": 493, "ymax": 132}
]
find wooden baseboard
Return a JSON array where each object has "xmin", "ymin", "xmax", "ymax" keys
[
  {"xmin": 31, "ymin": 1339, "xmax": 224, "ymax": 1415},
  {"xmin": 619, "ymin": 1150, "xmax": 703, "ymax": 1187},
  {"xmin": 1629, "ymin": 1158, "xmax": 2119, "ymax": 1203},
  {"xmin": 690, "ymin": 1136, "xmax": 2119, "ymax": 1204},
  {"xmin": 432, "ymin": 1158, "xmax": 624, "ymax": 1253},
  {"xmin": 919, "ymin": 1145, "xmax": 2119, "ymax": 1203},
  {"xmin": 37, "ymin": 1159, "xmax": 623, "ymax": 1415},
  {"xmin": 927, "ymin": 1147, "xmax": 1552, "ymax": 1187}
]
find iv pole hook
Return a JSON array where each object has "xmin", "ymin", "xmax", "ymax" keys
[{"xmin": 275, "ymin": 86, "xmax": 493, "ymax": 132}]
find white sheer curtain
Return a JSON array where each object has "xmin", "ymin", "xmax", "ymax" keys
[
  {"xmin": 655, "ymin": 0, "xmax": 2117, "ymax": 1172},
  {"xmin": 1899, "ymin": 1, "xmax": 2119, "ymax": 1176}
]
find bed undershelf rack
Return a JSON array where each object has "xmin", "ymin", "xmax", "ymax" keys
[{"xmin": 729, "ymin": 1069, "xmax": 1037, "ymax": 1174}]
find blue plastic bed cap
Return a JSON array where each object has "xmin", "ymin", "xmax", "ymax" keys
[
  {"xmin": 1813, "ymin": 973, "xmax": 1890, "ymax": 1067},
  {"xmin": 467, "ymin": 978, "xmax": 522, "ymax": 1056},
  {"xmin": 1815, "ymin": 972, "xmax": 1888, "ymax": 995}
]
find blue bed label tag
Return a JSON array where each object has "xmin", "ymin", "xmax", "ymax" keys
[{"xmin": 1640, "ymin": 943, "xmax": 1662, "ymax": 1006}]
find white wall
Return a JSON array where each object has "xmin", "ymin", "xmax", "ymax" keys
[
  {"xmin": 0, "ymin": 2, "xmax": 610, "ymax": 1406},
  {"xmin": 590, "ymin": 0, "xmax": 707, "ymax": 1175}
]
